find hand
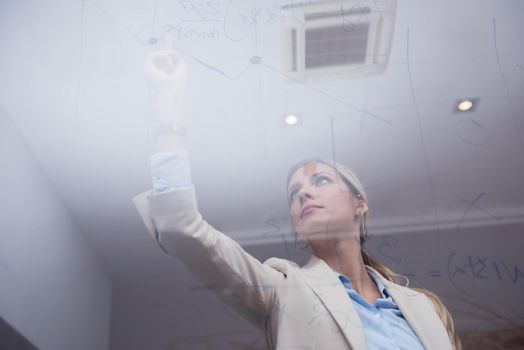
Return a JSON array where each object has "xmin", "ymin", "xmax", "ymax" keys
[{"xmin": 145, "ymin": 49, "xmax": 187, "ymax": 96}]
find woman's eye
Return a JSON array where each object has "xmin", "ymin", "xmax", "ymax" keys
[
  {"xmin": 289, "ymin": 176, "xmax": 330, "ymax": 202},
  {"xmin": 316, "ymin": 176, "xmax": 330, "ymax": 185}
]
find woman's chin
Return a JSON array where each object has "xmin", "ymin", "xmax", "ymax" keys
[
  {"xmin": 298, "ymin": 215, "xmax": 348, "ymax": 231},
  {"xmin": 298, "ymin": 224, "xmax": 357, "ymax": 243}
]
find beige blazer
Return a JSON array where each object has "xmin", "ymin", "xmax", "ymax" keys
[{"xmin": 133, "ymin": 186, "xmax": 454, "ymax": 350}]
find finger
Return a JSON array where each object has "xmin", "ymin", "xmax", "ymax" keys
[
  {"xmin": 156, "ymin": 49, "xmax": 187, "ymax": 68},
  {"xmin": 153, "ymin": 55, "xmax": 175, "ymax": 75},
  {"xmin": 145, "ymin": 62, "xmax": 170, "ymax": 81},
  {"xmin": 145, "ymin": 53, "xmax": 173, "ymax": 78},
  {"xmin": 165, "ymin": 51, "xmax": 184, "ymax": 65}
]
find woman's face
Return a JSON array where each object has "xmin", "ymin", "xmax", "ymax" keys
[{"xmin": 287, "ymin": 162, "xmax": 366, "ymax": 244}]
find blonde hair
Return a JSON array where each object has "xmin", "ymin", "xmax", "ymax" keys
[{"xmin": 287, "ymin": 158, "xmax": 462, "ymax": 350}]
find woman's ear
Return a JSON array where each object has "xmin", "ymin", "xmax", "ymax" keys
[{"xmin": 358, "ymin": 199, "xmax": 369, "ymax": 215}]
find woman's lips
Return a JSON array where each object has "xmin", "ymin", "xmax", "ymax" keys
[{"xmin": 301, "ymin": 205, "xmax": 321, "ymax": 218}]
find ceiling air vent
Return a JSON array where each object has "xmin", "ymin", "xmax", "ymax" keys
[{"xmin": 281, "ymin": 0, "xmax": 396, "ymax": 80}]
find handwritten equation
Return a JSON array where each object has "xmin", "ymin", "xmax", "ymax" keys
[
  {"xmin": 447, "ymin": 252, "xmax": 524, "ymax": 284},
  {"xmin": 157, "ymin": 0, "xmax": 381, "ymax": 44}
]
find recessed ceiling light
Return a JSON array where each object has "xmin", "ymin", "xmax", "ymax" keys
[
  {"xmin": 455, "ymin": 98, "xmax": 479, "ymax": 113},
  {"xmin": 285, "ymin": 114, "xmax": 299, "ymax": 125},
  {"xmin": 458, "ymin": 100, "xmax": 473, "ymax": 111}
]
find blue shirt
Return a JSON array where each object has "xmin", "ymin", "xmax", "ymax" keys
[{"xmin": 338, "ymin": 271, "xmax": 425, "ymax": 350}]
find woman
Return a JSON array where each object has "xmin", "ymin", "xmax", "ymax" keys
[{"xmin": 133, "ymin": 50, "xmax": 461, "ymax": 349}]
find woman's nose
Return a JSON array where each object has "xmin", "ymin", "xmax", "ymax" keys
[{"xmin": 298, "ymin": 189, "xmax": 313, "ymax": 204}]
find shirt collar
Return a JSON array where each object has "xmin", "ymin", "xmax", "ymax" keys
[{"xmin": 337, "ymin": 268, "xmax": 391, "ymax": 299}]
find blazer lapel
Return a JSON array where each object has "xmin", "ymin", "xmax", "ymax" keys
[
  {"xmin": 300, "ymin": 255, "xmax": 368, "ymax": 350},
  {"xmin": 367, "ymin": 266, "xmax": 451, "ymax": 350}
]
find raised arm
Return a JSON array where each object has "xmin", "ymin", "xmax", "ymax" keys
[
  {"xmin": 133, "ymin": 50, "xmax": 286, "ymax": 329},
  {"xmin": 145, "ymin": 49, "xmax": 187, "ymax": 154}
]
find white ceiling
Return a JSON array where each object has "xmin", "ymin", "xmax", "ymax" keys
[{"xmin": 1, "ymin": 0, "xmax": 523, "ymax": 348}]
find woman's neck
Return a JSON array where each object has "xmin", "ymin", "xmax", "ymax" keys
[{"xmin": 312, "ymin": 237, "xmax": 382, "ymax": 304}]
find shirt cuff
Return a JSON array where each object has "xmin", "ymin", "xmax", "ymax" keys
[{"xmin": 149, "ymin": 149, "xmax": 193, "ymax": 193}]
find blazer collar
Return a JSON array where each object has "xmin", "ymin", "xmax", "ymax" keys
[
  {"xmin": 300, "ymin": 255, "xmax": 438, "ymax": 350},
  {"xmin": 300, "ymin": 255, "xmax": 368, "ymax": 350},
  {"xmin": 363, "ymin": 265, "xmax": 435, "ymax": 349}
]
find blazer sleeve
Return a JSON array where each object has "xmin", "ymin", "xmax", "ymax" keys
[{"xmin": 132, "ymin": 186, "xmax": 285, "ymax": 327}]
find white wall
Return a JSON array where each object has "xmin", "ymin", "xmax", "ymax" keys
[{"xmin": 0, "ymin": 108, "xmax": 112, "ymax": 350}]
